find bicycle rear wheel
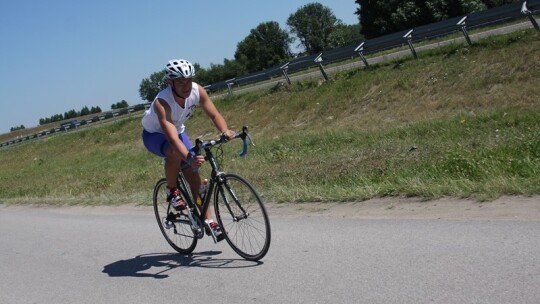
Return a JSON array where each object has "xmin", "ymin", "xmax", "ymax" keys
[
  {"xmin": 153, "ymin": 178, "xmax": 197, "ymax": 254},
  {"xmin": 214, "ymin": 174, "xmax": 271, "ymax": 261}
]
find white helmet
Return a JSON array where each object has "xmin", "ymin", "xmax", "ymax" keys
[{"xmin": 164, "ymin": 59, "xmax": 195, "ymax": 79}]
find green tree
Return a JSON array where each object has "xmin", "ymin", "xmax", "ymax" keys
[
  {"xmin": 40, "ymin": 113, "xmax": 64, "ymax": 125},
  {"xmin": 287, "ymin": 3, "xmax": 340, "ymax": 54},
  {"xmin": 112, "ymin": 100, "xmax": 129, "ymax": 109},
  {"xmin": 234, "ymin": 21, "xmax": 293, "ymax": 72},
  {"xmin": 327, "ymin": 23, "xmax": 364, "ymax": 49},
  {"xmin": 80, "ymin": 106, "xmax": 90, "ymax": 116},
  {"xmin": 481, "ymin": 0, "xmax": 520, "ymax": 8},
  {"xmin": 53, "ymin": 114, "xmax": 63, "ymax": 122},
  {"xmin": 355, "ymin": 0, "xmax": 488, "ymax": 39},
  {"xmin": 194, "ymin": 59, "xmax": 247, "ymax": 85},
  {"xmin": 355, "ymin": 0, "xmax": 394, "ymax": 39},
  {"xmin": 90, "ymin": 106, "xmax": 102, "ymax": 114},
  {"xmin": 139, "ymin": 70, "xmax": 167, "ymax": 102},
  {"xmin": 10, "ymin": 125, "xmax": 25, "ymax": 132},
  {"xmin": 191, "ymin": 63, "xmax": 210, "ymax": 84},
  {"xmin": 64, "ymin": 109, "xmax": 79, "ymax": 119}
]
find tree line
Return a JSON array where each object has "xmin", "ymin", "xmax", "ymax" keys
[
  {"xmin": 111, "ymin": 100, "xmax": 129, "ymax": 109},
  {"xmin": 138, "ymin": 1, "xmax": 520, "ymax": 102},
  {"xmin": 137, "ymin": 1, "xmax": 520, "ymax": 102},
  {"xmin": 356, "ymin": 0, "xmax": 522, "ymax": 39},
  {"xmin": 139, "ymin": 2, "xmax": 363, "ymax": 102},
  {"xmin": 8, "ymin": 99, "xmax": 131, "ymax": 131},
  {"xmin": 38, "ymin": 106, "xmax": 102, "ymax": 125},
  {"xmin": 10, "ymin": 125, "xmax": 26, "ymax": 132},
  {"xmin": 36, "ymin": 100, "xmax": 131, "ymax": 126}
]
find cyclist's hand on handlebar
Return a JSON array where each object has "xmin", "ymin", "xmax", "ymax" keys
[
  {"xmin": 190, "ymin": 155, "xmax": 205, "ymax": 168},
  {"xmin": 222, "ymin": 129, "xmax": 236, "ymax": 140}
]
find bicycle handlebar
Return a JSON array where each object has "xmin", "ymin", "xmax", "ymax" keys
[{"xmin": 192, "ymin": 126, "xmax": 255, "ymax": 157}]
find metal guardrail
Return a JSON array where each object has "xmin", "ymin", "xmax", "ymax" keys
[
  {"xmin": 204, "ymin": 1, "xmax": 539, "ymax": 94},
  {"xmin": 0, "ymin": 103, "xmax": 150, "ymax": 148}
]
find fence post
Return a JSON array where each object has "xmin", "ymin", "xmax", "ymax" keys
[
  {"xmin": 354, "ymin": 42, "xmax": 369, "ymax": 67},
  {"xmin": 203, "ymin": 85, "xmax": 212, "ymax": 95},
  {"xmin": 226, "ymin": 79, "xmax": 235, "ymax": 96},
  {"xmin": 403, "ymin": 30, "xmax": 418, "ymax": 59},
  {"xmin": 314, "ymin": 53, "xmax": 329, "ymax": 81},
  {"xmin": 457, "ymin": 16, "xmax": 473, "ymax": 46},
  {"xmin": 522, "ymin": 1, "xmax": 540, "ymax": 31},
  {"xmin": 280, "ymin": 62, "xmax": 291, "ymax": 85}
]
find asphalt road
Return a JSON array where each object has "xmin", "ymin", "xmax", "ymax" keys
[{"xmin": 1, "ymin": 204, "xmax": 539, "ymax": 304}]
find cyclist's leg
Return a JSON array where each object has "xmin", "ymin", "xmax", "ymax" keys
[
  {"xmin": 142, "ymin": 130, "xmax": 181, "ymax": 189},
  {"xmin": 177, "ymin": 131, "xmax": 200, "ymax": 194},
  {"xmin": 164, "ymin": 146, "xmax": 182, "ymax": 189},
  {"xmin": 182, "ymin": 167, "xmax": 201, "ymax": 198},
  {"xmin": 178, "ymin": 132, "xmax": 215, "ymax": 220},
  {"xmin": 183, "ymin": 168, "xmax": 216, "ymax": 219}
]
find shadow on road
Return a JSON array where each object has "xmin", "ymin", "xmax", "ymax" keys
[{"xmin": 102, "ymin": 251, "xmax": 263, "ymax": 279}]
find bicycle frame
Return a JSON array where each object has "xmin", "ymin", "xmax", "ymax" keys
[{"xmin": 175, "ymin": 126, "xmax": 254, "ymax": 239}]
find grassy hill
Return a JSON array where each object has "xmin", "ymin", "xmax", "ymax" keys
[{"xmin": 1, "ymin": 29, "xmax": 539, "ymax": 205}]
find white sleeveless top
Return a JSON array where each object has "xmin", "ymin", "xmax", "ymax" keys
[{"xmin": 141, "ymin": 82, "xmax": 200, "ymax": 134}]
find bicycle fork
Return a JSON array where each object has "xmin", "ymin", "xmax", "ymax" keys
[{"xmin": 219, "ymin": 182, "xmax": 250, "ymax": 222}]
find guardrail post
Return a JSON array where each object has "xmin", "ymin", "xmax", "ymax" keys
[
  {"xmin": 354, "ymin": 42, "xmax": 369, "ymax": 67},
  {"xmin": 280, "ymin": 62, "xmax": 291, "ymax": 85},
  {"xmin": 403, "ymin": 30, "xmax": 418, "ymax": 59},
  {"xmin": 314, "ymin": 53, "xmax": 329, "ymax": 81},
  {"xmin": 521, "ymin": 1, "xmax": 540, "ymax": 31},
  {"xmin": 226, "ymin": 78, "xmax": 235, "ymax": 96},
  {"xmin": 457, "ymin": 16, "xmax": 473, "ymax": 46}
]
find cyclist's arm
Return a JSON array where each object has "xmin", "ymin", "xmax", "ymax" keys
[
  {"xmin": 154, "ymin": 98, "xmax": 191, "ymax": 160},
  {"xmin": 198, "ymin": 86, "xmax": 236, "ymax": 139}
]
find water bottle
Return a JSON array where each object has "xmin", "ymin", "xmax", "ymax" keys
[{"xmin": 197, "ymin": 179, "xmax": 209, "ymax": 206}]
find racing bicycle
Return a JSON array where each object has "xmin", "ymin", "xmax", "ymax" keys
[{"xmin": 152, "ymin": 127, "xmax": 271, "ymax": 261}]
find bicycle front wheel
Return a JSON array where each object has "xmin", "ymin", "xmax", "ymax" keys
[
  {"xmin": 153, "ymin": 178, "xmax": 197, "ymax": 254},
  {"xmin": 214, "ymin": 174, "xmax": 271, "ymax": 261}
]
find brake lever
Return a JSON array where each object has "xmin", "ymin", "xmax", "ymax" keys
[
  {"xmin": 193, "ymin": 138, "xmax": 203, "ymax": 155},
  {"xmin": 239, "ymin": 138, "xmax": 248, "ymax": 157},
  {"xmin": 238, "ymin": 126, "xmax": 254, "ymax": 157},
  {"xmin": 246, "ymin": 131, "xmax": 255, "ymax": 147}
]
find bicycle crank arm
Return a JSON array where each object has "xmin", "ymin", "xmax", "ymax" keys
[{"xmin": 186, "ymin": 209, "xmax": 204, "ymax": 238}]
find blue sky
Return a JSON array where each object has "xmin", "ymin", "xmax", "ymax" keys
[{"xmin": 0, "ymin": 0, "xmax": 359, "ymax": 134}]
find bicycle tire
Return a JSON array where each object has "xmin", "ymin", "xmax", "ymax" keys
[
  {"xmin": 153, "ymin": 178, "xmax": 197, "ymax": 254},
  {"xmin": 214, "ymin": 174, "xmax": 271, "ymax": 261}
]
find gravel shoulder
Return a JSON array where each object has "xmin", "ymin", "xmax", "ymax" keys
[
  {"xmin": 268, "ymin": 196, "xmax": 540, "ymax": 221},
  {"xmin": 3, "ymin": 196, "xmax": 540, "ymax": 221}
]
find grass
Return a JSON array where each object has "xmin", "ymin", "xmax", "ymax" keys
[{"xmin": 1, "ymin": 29, "xmax": 539, "ymax": 206}]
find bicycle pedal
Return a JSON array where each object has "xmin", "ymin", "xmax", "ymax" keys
[
  {"xmin": 216, "ymin": 232, "xmax": 225, "ymax": 242},
  {"xmin": 203, "ymin": 222, "xmax": 224, "ymax": 243},
  {"xmin": 210, "ymin": 228, "xmax": 225, "ymax": 243},
  {"xmin": 164, "ymin": 220, "xmax": 175, "ymax": 229}
]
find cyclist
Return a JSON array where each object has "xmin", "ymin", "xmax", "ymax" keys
[{"xmin": 141, "ymin": 58, "xmax": 235, "ymax": 238}]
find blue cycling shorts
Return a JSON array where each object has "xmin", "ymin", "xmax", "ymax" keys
[{"xmin": 142, "ymin": 129, "xmax": 195, "ymax": 169}]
